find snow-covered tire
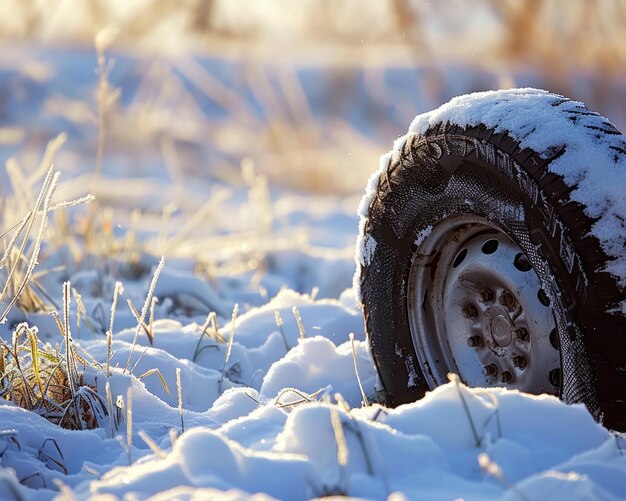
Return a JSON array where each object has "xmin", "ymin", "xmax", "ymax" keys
[{"xmin": 355, "ymin": 89, "xmax": 626, "ymax": 430}]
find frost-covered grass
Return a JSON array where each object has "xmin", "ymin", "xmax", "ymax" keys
[{"xmin": 0, "ymin": 39, "xmax": 625, "ymax": 500}]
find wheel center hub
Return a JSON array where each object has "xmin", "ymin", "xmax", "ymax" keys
[{"xmin": 490, "ymin": 314, "xmax": 512, "ymax": 347}]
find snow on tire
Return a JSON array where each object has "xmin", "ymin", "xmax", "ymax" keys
[{"xmin": 355, "ymin": 89, "xmax": 626, "ymax": 430}]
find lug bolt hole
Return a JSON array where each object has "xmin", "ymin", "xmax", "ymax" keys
[
  {"xmin": 549, "ymin": 328, "xmax": 560, "ymax": 350},
  {"xmin": 549, "ymin": 368, "xmax": 562, "ymax": 389},
  {"xmin": 538, "ymin": 289, "xmax": 550, "ymax": 307},
  {"xmin": 514, "ymin": 252, "xmax": 532, "ymax": 272},
  {"xmin": 453, "ymin": 249, "xmax": 468, "ymax": 268},
  {"xmin": 467, "ymin": 335, "xmax": 483, "ymax": 348},
  {"xmin": 481, "ymin": 239, "xmax": 499, "ymax": 254}
]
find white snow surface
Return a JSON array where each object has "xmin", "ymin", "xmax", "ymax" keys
[
  {"xmin": 1, "ymin": 49, "xmax": 625, "ymax": 501},
  {"xmin": 355, "ymin": 88, "xmax": 626, "ymax": 300}
]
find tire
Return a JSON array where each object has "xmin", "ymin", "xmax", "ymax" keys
[{"xmin": 355, "ymin": 89, "xmax": 626, "ymax": 430}]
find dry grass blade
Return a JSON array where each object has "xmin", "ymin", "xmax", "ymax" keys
[
  {"xmin": 106, "ymin": 281, "xmax": 123, "ymax": 378},
  {"xmin": 449, "ymin": 373, "xmax": 481, "ymax": 447},
  {"xmin": 27, "ymin": 330, "xmax": 45, "ymax": 397},
  {"xmin": 126, "ymin": 387, "xmax": 132, "ymax": 465},
  {"xmin": 192, "ymin": 311, "xmax": 224, "ymax": 362},
  {"xmin": 148, "ymin": 296, "xmax": 157, "ymax": 345},
  {"xmin": 106, "ymin": 381, "xmax": 115, "ymax": 438},
  {"xmin": 137, "ymin": 368, "xmax": 171, "ymax": 396},
  {"xmin": 0, "ymin": 167, "xmax": 58, "ymax": 323},
  {"xmin": 138, "ymin": 430, "xmax": 165, "ymax": 459},
  {"xmin": 62, "ymin": 282, "xmax": 79, "ymax": 396},
  {"xmin": 0, "ymin": 344, "xmax": 6, "ymax": 384},
  {"xmin": 218, "ymin": 303, "xmax": 239, "ymax": 394},
  {"xmin": 292, "ymin": 306, "xmax": 305, "ymax": 340},
  {"xmin": 3, "ymin": 318, "xmax": 104, "ymax": 430},
  {"xmin": 106, "ymin": 330, "xmax": 113, "ymax": 378},
  {"xmin": 273, "ymin": 309, "xmax": 290, "ymax": 352},
  {"xmin": 29, "ymin": 133, "xmax": 67, "ymax": 186},
  {"xmin": 326, "ymin": 393, "xmax": 349, "ymax": 492},
  {"xmin": 274, "ymin": 387, "xmax": 325, "ymax": 408},
  {"xmin": 94, "ymin": 25, "xmax": 119, "ymax": 183},
  {"xmin": 224, "ymin": 304, "xmax": 238, "ymax": 366},
  {"xmin": 0, "ymin": 194, "xmax": 95, "ymax": 244},
  {"xmin": 109, "ymin": 281, "xmax": 124, "ymax": 335},
  {"xmin": 176, "ymin": 368, "xmax": 184, "ymax": 434},
  {"xmin": 72, "ymin": 287, "xmax": 97, "ymax": 337},
  {"xmin": 125, "ymin": 257, "xmax": 165, "ymax": 372},
  {"xmin": 478, "ymin": 452, "xmax": 531, "ymax": 501},
  {"xmin": 38, "ymin": 438, "xmax": 68, "ymax": 475},
  {"xmin": 349, "ymin": 333, "xmax": 369, "ymax": 407},
  {"xmin": 0, "ymin": 212, "xmax": 30, "ymax": 242},
  {"xmin": 126, "ymin": 299, "xmax": 152, "ymax": 343}
]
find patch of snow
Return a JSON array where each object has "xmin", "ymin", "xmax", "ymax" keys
[
  {"xmin": 1, "ymin": 46, "xmax": 625, "ymax": 501},
  {"xmin": 414, "ymin": 225, "xmax": 433, "ymax": 247},
  {"xmin": 260, "ymin": 336, "xmax": 379, "ymax": 407}
]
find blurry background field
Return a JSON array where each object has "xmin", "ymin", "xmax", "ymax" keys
[
  {"xmin": 0, "ymin": 0, "xmax": 625, "ymax": 301},
  {"xmin": 1, "ymin": 3, "xmax": 626, "ymax": 495}
]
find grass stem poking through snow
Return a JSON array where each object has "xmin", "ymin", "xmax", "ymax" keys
[
  {"xmin": 192, "ymin": 312, "xmax": 224, "ymax": 362},
  {"xmin": 61, "ymin": 282, "xmax": 82, "ymax": 426},
  {"xmin": 94, "ymin": 25, "xmax": 119, "ymax": 184},
  {"xmin": 274, "ymin": 387, "xmax": 325, "ymax": 408},
  {"xmin": 0, "ymin": 167, "xmax": 58, "ymax": 324},
  {"xmin": 292, "ymin": 306, "xmax": 305, "ymax": 341},
  {"xmin": 176, "ymin": 368, "xmax": 184, "ymax": 434},
  {"xmin": 478, "ymin": 453, "xmax": 530, "ymax": 501},
  {"xmin": 109, "ymin": 281, "xmax": 124, "ymax": 336},
  {"xmin": 106, "ymin": 381, "xmax": 115, "ymax": 438},
  {"xmin": 148, "ymin": 296, "xmax": 157, "ymax": 345},
  {"xmin": 126, "ymin": 387, "xmax": 132, "ymax": 465},
  {"xmin": 124, "ymin": 257, "xmax": 165, "ymax": 373},
  {"xmin": 106, "ymin": 281, "xmax": 124, "ymax": 378},
  {"xmin": 218, "ymin": 303, "xmax": 239, "ymax": 394},
  {"xmin": 327, "ymin": 393, "xmax": 349, "ymax": 493},
  {"xmin": 209, "ymin": 312, "xmax": 223, "ymax": 342},
  {"xmin": 335, "ymin": 394, "xmax": 378, "ymax": 480},
  {"xmin": 138, "ymin": 368, "xmax": 170, "ymax": 396},
  {"xmin": 273, "ymin": 309, "xmax": 290, "ymax": 352},
  {"xmin": 481, "ymin": 392, "xmax": 502, "ymax": 440},
  {"xmin": 71, "ymin": 288, "xmax": 96, "ymax": 338},
  {"xmin": 349, "ymin": 333, "xmax": 369, "ymax": 407},
  {"xmin": 106, "ymin": 331, "xmax": 112, "ymax": 378},
  {"xmin": 138, "ymin": 430, "xmax": 165, "ymax": 459},
  {"xmin": 449, "ymin": 373, "xmax": 481, "ymax": 447}
]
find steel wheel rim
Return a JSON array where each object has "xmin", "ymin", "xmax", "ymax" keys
[{"xmin": 407, "ymin": 215, "xmax": 561, "ymax": 394}]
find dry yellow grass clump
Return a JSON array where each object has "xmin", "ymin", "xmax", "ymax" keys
[{"xmin": 0, "ymin": 320, "xmax": 106, "ymax": 430}]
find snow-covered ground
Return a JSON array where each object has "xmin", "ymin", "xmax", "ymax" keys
[{"xmin": 0, "ymin": 46, "xmax": 625, "ymax": 500}]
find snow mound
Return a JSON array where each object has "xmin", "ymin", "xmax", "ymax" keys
[
  {"xmin": 261, "ymin": 336, "xmax": 379, "ymax": 407},
  {"xmin": 71, "ymin": 381, "xmax": 626, "ymax": 500}
]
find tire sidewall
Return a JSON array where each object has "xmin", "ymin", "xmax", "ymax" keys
[{"xmin": 361, "ymin": 125, "xmax": 603, "ymax": 417}]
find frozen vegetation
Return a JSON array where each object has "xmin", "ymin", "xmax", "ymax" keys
[{"xmin": 0, "ymin": 45, "xmax": 625, "ymax": 501}]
